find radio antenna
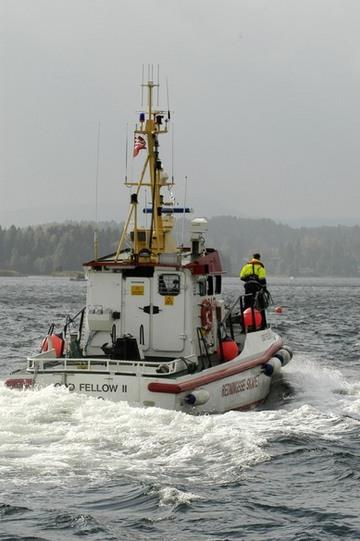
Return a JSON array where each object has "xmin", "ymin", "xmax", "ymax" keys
[
  {"xmin": 166, "ymin": 77, "xmax": 171, "ymax": 120},
  {"xmin": 94, "ymin": 121, "xmax": 101, "ymax": 260},
  {"xmin": 171, "ymin": 124, "xmax": 175, "ymax": 184},
  {"xmin": 166, "ymin": 77, "xmax": 174, "ymax": 183},
  {"xmin": 145, "ymin": 188, "xmax": 148, "ymax": 232},
  {"xmin": 125, "ymin": 123, "xmax": 129, "ymax": 182},
  {"xmin": 181, "ymin": 176, "xmax": 188, "ymax": 247},
  {"xmin": 141, "ymin": 64, "xmax": 144, "ymax": 106},
  {"xmin": 156, "ymin": 64, "xmax": 160, "ymax": 105}
]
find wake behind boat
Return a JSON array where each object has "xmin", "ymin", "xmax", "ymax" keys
[{"xmin": 5, "ymin": 76, "xmax": 292, "ymax": 413}]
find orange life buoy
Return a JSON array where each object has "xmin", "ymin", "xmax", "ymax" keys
[
  {"xmin": 200, "ymin": 299, "xmax": 213, "ymax": 332},
  {"xmin": 40, "ymin": 334, "xmax": 64, "ymax": 358}
]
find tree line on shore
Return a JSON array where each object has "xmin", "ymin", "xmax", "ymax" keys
[{"xmin": 0, "ymin": 217, "xmax": 359, "ymax": 276}]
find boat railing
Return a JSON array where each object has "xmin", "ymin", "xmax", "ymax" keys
[
  {"xmin": 63, "ymin": 307, "xmax": 86, "ymax": 341},
  {"xmin": 27, "ymin": 353, "xmax": 197, "ymax": 377},
  {"xmin": 222, "ymin": 292, "xmax": 268, "ymax": 339},
  {"xmin": 222, "ymin": 295, "xmax": 244, "ymax": 339}
]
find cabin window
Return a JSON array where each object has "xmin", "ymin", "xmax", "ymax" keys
[
  {"xmin": 207, "ymin": 276, "xmax": 214, "ymax": 295},
  {"xmin": 198, "ymin": 279, "xmax": 206, "ymax": 296},
  {"xmin": 215, "ymin": 275, "xmax": 222, "ymax": 294},
  {"xmin": 158, "ymin": 274, "xmax": 180, "ymax": 296}
]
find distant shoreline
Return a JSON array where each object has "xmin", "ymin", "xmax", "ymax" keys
[{"xmin": 1, "ymin": 272, "xmax": 360, "ymax": 280}]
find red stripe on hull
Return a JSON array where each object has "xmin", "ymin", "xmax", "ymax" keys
[{"xmin": 148, "ymin": 339, "xmax": 282, "ymax": 394}]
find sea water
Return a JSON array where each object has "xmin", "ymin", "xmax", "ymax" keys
[{"xmin": 0, "ymin": 276, "xmax": 359, "ymax": 541}]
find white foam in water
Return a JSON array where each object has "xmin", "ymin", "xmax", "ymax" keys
[
  {"xmin": 156, "ymin": 486, "xmax": 202, "ymax": 507},
  {"xmin": 284, "ymin": 353, "xmax": 360, "ymax": 410},
  {"xmin": 0, "ymin": 384, "xmax": 269, "ymax": 491},
  {"xmin": 274, "ymin": 353, "xmax": 360, "ymax": 434},
  {"xmin": 1, "ymin": 352, "xmax": 359, "ymax": 495}
]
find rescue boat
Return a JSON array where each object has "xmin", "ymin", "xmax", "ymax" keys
[{"xmin": 5, "ymin": 76, "xmax": 292, "ymax": 413}]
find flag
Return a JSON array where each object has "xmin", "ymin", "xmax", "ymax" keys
[{"xmin": 133, "ymin": 135, "xmax": 146, "ymax": 157}]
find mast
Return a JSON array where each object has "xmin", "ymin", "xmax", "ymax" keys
[{"xmin": 115, "ymin": 74, "xmax": 175, "ymax": 262}]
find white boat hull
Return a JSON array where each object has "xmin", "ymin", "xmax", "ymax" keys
[
  {"xmin": 32, "ymin": 364, "xmax": 271, "ymax": 413},
  {"xmin": 6, "ymin": 331, "xmax": 289, "ymax": 414}
]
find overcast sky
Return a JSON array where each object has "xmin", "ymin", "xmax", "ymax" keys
[{"xmin": 1, "ymin": 0, "xmax": 360, "ymax": 228}]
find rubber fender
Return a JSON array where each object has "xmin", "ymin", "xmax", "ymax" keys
[
  {"xmin": 282, "ymin": 345, "xmax": 293, "ymax": 360},
  {"xmin": 184, "ymin": 389, "xmax": 210, "ymax": 406},
  {"xmin": 274, "ymin": 348, "xmax": 292, "ymax": 367},
  {"xmin": 262, "ymin": 363, "xmax": 274, "ymax": 377},
  {"xmin": 5, "ymin": 377, "xmax": 33, "ymax": 389},
  {"xmin": 263, "ymin": 357, "xmax": 282, "ymax": 377},
  {"xmin": 41, "ymin": 334, "xmax": 64, "ymax": 358}
]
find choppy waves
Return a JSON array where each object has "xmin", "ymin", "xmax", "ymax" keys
[{"xmin": 1, "ymin": 277, "xmax": 360, "ymax": 540}]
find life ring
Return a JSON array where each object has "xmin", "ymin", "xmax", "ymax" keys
[{"xmin": 200, "ymin": 299, "xmax": 213, "ymax": 332}]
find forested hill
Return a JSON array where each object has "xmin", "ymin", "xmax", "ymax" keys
[
  {"xmin": 0, "ymin": 223, "xmax": 120, "ymax": 275},
  {"xmin": 0, "ymin": 217, "xmax": 359, "ymax": 277},
  {"xmin": 207, "ymin": 216, "xmax": 360, "ymax": 276}
]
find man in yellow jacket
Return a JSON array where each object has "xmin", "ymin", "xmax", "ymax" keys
[{"xmin": 240, "ymin": 253, "xmax": 267, "ymax": 308}]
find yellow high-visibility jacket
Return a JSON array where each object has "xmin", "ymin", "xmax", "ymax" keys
[{"xmin": 240, "ymin": 258, "xmax": 267, "ymax": 283}]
